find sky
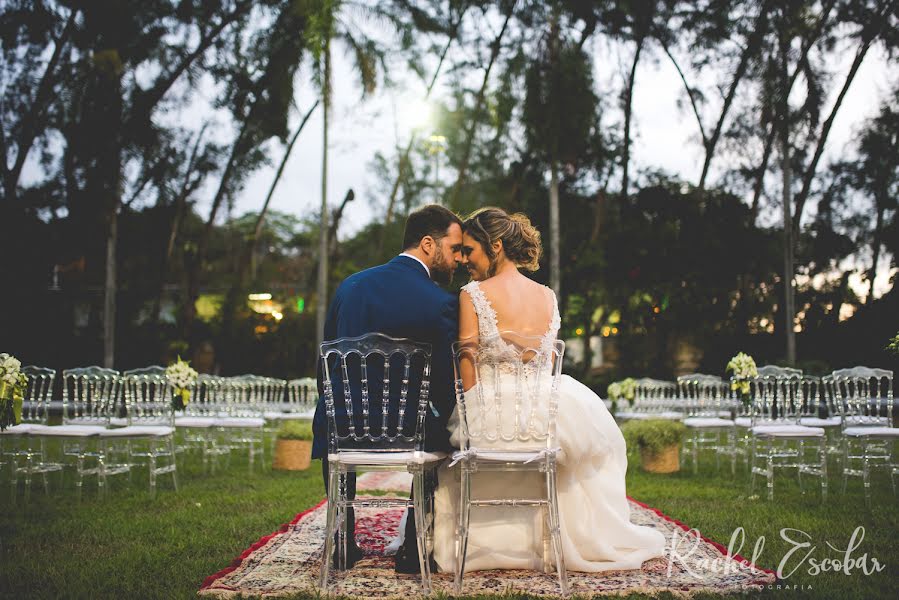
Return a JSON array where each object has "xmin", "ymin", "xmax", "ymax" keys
[{"xmin": 224, "ymin": 35, "xmax": 895, "ymax": 298}]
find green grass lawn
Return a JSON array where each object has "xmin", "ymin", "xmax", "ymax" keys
[{"xmin": 1, "ymin": 435, "xmax": 897, "ymax": 600}]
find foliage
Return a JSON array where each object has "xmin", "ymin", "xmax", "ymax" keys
[
  {"xmin": 276, "ymin": 420, "xmax": 314, "ymax": 441},
  {"xmin": 888, "ymin": 333, "xmax": 899, "ymax": 355},
  {"xmin": 621, "ymin": 419, "xmax": 686, "ymax": 456}
]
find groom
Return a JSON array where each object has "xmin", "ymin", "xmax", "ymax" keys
[{"xmin": 311, "ymin": 204, "xmax": 463, "ymax": 571}]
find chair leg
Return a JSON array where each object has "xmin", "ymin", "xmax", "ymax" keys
[
  {"xmin": 862, "ymin": 439, "xmax": 871, "ymax": 509},
  {"xmin": 337, "ymin": 472, "xmax": 348, "ymax": 570},
  {"xmin": 545, "ymin": 459, "xmax": 569, "ymax": 597},
  {"xmin": 819, "ymin": 436, "xmax": 828, "ymax": 501},
  {"xmin": 749, "ymin": 436, "xmax": 757, "ymax": 494},
  {"xmin": 169, "ymin": 436, "xmax": 179, "ymax": 492},
  {"xmin": 454, "ymin": 464, "xmax": 472, "ymax": 594},
  {"xmin": 412, "ymin": 470, "xmax": 432, "ymax": 594},
  {"xmin": 319, "ymin": 463, "xmax": 340, "ymax": 589},
  {"xmin": 841, "ymin": 437, "xmax": 850, "ymax": 494},
  {"xmin": 766, "ymin": 439, "xmax": 774, "ymax": 501}
]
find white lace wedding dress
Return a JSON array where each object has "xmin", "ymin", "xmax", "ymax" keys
[{"xmin": 431, "ymin": 281, "xmax": 666, "ymax": 573}]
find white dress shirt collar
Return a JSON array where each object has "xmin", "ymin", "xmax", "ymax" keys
[{"xmin": 398, "ymin": 252, "xmax": 430, "ymax": 278}]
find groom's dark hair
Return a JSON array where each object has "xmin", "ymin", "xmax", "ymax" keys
[{"xmin": 402, "ymin": 205, "xmax": 462, "ymax": 250}]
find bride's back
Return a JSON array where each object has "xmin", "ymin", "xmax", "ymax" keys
[{"xmin": 475, "ymin": 273, "xmax": 555, "ymax": 337}]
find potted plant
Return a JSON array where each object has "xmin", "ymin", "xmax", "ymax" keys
[
  {"xmin": 273, "ymin": 420, "xmax": 314, "ymax": 471},
  {"xmin": 621, "ymin": 419, "xmax": 686, "ymax": 473}
]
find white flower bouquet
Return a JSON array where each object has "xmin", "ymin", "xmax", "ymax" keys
[
  {"xmin": 726, "ymin": 352, "xmax": 757, "ymax": 406},
  {"xmin": 166, "ymin": 356, "xmax": 198, "ymax": 411},
  {"xmin": 0, "ymin": 353, "xmax": 27, "ymax": 431},
  {"xmin": 607, "ymin": 378, "xmax": 636, "ymax": 406}
]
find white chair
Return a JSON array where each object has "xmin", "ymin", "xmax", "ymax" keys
[
  {"xmin": 215, "ymin": 375, "xmax": 265, "ymax": 469},
  {"xmin": 450, "ymin": 333, "xmax": 568, "ymax": 596},
  {"xmin": 115, "ymin": 367, "xmax": 178, "ymax": 496},
  {"xmin": 831, "ymin": 367, "xmax": 897, "ymax": 507},
  {"xmin": 678, "ymin": 374, "xmax": 735, "ymax": 473},
  {"xmin": 749, "ymin": 374, "xmax": 828, "ymax": 501},
  {"xmin": 175, "ymin": 374, "xmax": 230, "ymax": 472},
  {"xmin": 318, "ymin": 333, "xmax": 444, "ymax": 594},
  {"xmin": 28, "ymin": 367, "xmax": 124, "ymax": 498},
  {"xmin": 4, "ymin": 366, "xmax": 63, "ymax": 499}
]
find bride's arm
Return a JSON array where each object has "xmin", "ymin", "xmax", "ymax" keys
[{"xmin": 458, "ymin": 290, "xmax": 478, "ymax": 391}]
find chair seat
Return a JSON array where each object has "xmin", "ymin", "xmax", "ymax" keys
[
  {"xmin": 98, "ymin": 425, "xmax": 174, "ymax": 437},
  {"xmin": 734, "ymin": 417, "xmax": 752, "ymax": 427},
  {"xmin": 450, "ymin": 449, "xmax": 559, "ymax": 464},
  {"xmin": 109, "ymin": 417, "xmax": 129, "ymax": 427},
  {"xmin": 175, "ymin": 416, "xmax": 217, "ymax": 428},
  {"xmin": 0, "ymin": 424, "xmax": 43, "ymax": 435},
  {"xmin": 328, "ymin": 450, "xmax": 447, "ymax": 466},
  {"xmin": 29, "ymin": 425, "xmax": 107, "ymax": 437},
  {"xmin": 798, "ymin": 417, "xmax": 841, "ymax": 427},
  {"xmin": 684, "ymin": 417, "xmax": 735, "ymax": 428},
  {"xmin": 751, "ymin": 424, "xmax": 825, "ymax": 437},
  {"xmin": 213, "ymin": 417, "xmax": 265, "ymax": 428},
  {"xmin": 631, "ymin": 411, "xmax": 682, "ymax": 420},
  {"xmin": 843, "ymin": 426, "xmax": 899, "ymax": 438},
  {"xmin": 614, "ymin": 411, "xmax": 638, "ymax": 419},
  {"xmin": 717, "ymin": 410, "xmax": 733, "ymax": 418},
  {"xmin": 264, "ymin": 411, "xmax": 314, "ymax": 420}
]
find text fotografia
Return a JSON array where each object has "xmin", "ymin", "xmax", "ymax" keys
[{"xmin": 666, "ymin": 526, "xmax": 886, "ymax": 580}]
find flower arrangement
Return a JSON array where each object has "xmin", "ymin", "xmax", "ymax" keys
[
  {"xmin": 888, "ymin": 332, "xmax": 899, "ymax": 355},
  {"xmin": 166, "ymin": 356, "xmax": 198, "ymax": 411},
  {"xmin": 726, "ymin": 351, "xmax": 757, "ymax": 406},
  {"xmin": 0, "ymin": 353, "xmax": 27, "ymax": 431},
  {"xmin": 607, "ymin": 378, "xmax": 636, "ymax": 406}
]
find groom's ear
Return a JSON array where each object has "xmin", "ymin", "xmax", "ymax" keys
[{"xmin": 421, "ymin": 235, "xmax": 436, "ymax": 255}]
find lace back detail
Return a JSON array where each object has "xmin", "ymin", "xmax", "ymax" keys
[{"xmin": 462, "ymin": 281, "xmax": 500, "ymax": 339}]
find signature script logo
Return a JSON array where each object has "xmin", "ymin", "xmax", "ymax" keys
[{"xmin": 666, "ymin": 526, "xmax": 886, "ymax": 580}]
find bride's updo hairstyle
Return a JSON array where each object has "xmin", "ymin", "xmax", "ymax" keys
[{"xmin": 463, "ymin": 207, "xmax": 542, "ymax": 273}]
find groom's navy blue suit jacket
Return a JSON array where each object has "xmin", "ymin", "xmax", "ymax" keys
[{"xmin": 311, "ymin": 255, "xmax": 459, "ymax": 459}]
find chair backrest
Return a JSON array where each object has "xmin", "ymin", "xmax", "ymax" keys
[
  {"xmin": 829, "ymin": 367, "xmax": 894, "ymax": 429},
  {"xmin": 634, "ymin": 377, "xmax": 677, "ymax": 413},
  {"xmin": 677, "ymin": 373, "xmax": 727, "ymax": 418},
  {"xmin": 185, "ymin": 374, "xmax": 224, "ymax": 417},
  {"xmin": 750, "ymin": 374, "xmax": 803, "ymax": 426},
  {"xmin": 21, "ymin": 366, "xmax": 56, "ymax": 425},
  {"xmin": 453, "ymin": 332, "xmax": 565, "ymax": 452},
  {"xmin": 796, "ymin": 375, "xmax": 824, "ymax": 418},
  {"xmin": 757, "ymin": 365, "xmax": 803, "ymax": 377},
  {"xmin": 321, "ymin": 333, "xmax": 433, "ymax": 454},
  {"xmin": 122, "ymin": 366, "xmax": 173, "ymax": 426},
  {"xmin": 62, "ymin": 366, "xmax": 120, "ymax": 426},
  {"xmin": 287, "ymin": 377, "xmax": 317, "ymax": 413}
]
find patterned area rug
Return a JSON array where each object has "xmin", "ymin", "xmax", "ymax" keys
[
  {"xmin": 356, "ymin": 471, "xmax": 414, "ymax": 493},
  {"xmin": 199, "ymin": 493, "xmax": 776, "ymax": 598}
]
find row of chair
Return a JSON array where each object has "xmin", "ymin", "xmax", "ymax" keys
[
  {"xmin": 615, "ymin": 365, "xmax": 896, "ymax": 505},
  {"xmin": 1, "ymin": 366, "xmax": 318, "ymax": 499}
]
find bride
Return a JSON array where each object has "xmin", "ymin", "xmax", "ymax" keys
[{"xmin": 431, "ymin": 207, "xmax": 666, "ymax": 573}]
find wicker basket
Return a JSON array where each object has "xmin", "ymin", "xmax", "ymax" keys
[
  {"xmin": 640, "ymin": 444, "xmax": 680, "ymax": 473},
  {"xmin": 273, "ymin": 439, "xmax": 312, "ymax": 471}
]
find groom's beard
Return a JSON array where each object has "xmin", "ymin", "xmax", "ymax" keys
[{"xmin": 430, "ymin": 246, "xmax": 453, "ymax": 286}]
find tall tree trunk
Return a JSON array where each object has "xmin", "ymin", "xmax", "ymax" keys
[
  {"xmin": 791, "ymin": 28, "xmax": 881, "ymax": 239},
  {"xmin": 549, "ymin": 161, "xmax": 561, "ymax": 297},
  {"xmin": 104, "ymin": 205, "xmax": 118, "ymax": 368},
  {"xmin": 151, "ymin": 124, "xmax": 208, "ymax": 327},
  {"xmin": 621, "ymin": 36, "xmax": 645, "ymax": 199},
  {"xmin": 865, "ymin": 203, "xmax": 885, "ymax": 304},
  {"xmin": 749, "ymin": 0, "xmax": 837, "ymax": 214},
  {"xmin": 180, "ymin": 118, "xmax": 250, "ymax": 337},
  {"xmin": 379, "ymin": 6, "xmax": 469, "ymax": 251},
  {"xmin": 316, "ymin": 37, "xmax": 332, "ymax": 347},
  {"xmin": 4, "ymin": 8, "xmax": 78, "ymax": 203},
  {"xmin": 450, "ymin": 5, "xmax": 514, "ymax": 204},
  {"xmin": 777, "ymin": 37, "xmax": 796, "ymax": 366},
  {"xmin": 698, "ymin": 1, "xmax": 772, "ymax": 191}
]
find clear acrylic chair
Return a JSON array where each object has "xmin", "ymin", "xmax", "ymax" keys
[
  {"xmin": 215, "ymin": 375, "xmax": 265, "ymax": 469},
  {"xmin": 318, "ymin": 333, "xmax": 444, "ymax": 594},
  {"xmin": 831, "ymin": 367, "xmax": 897, "ymax": 507},
  {"xmin": 114, "ymin": 367, "xmax": 178, "ymax": 496},
  {"xmin": 27, "ymin": 367, "xmax": 123, "ymax": 498},
  {"xmin": 175, "ymin": 374, "xmax": 230, "ymax": 472},
  {"xmin": 451, "ymin": 333, "xmax": 568, "ymax": 596},
  {"xmin": 678, "ymin": 374, "xmax": 735, "ymax": 473},
  {"xmin": 5, "ymin": 366, "xmax": 63, "ymax": 499},
  {"xmin": 749, "ymin": 374, "xmax": 828, "ymax": 501}
]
